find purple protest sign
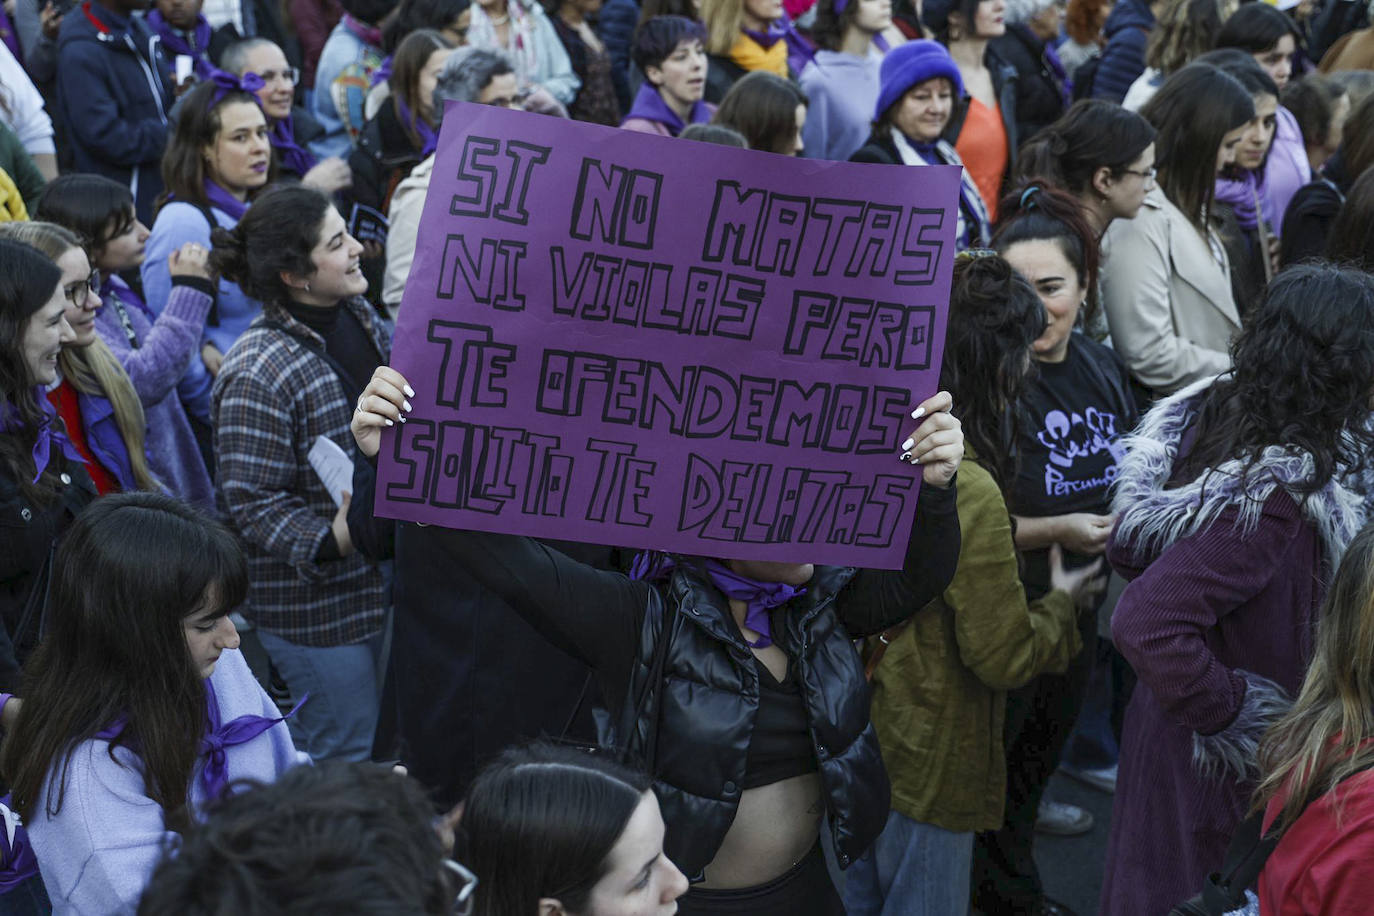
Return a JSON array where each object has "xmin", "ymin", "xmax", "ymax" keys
[{"xmin": 375, "ymin": 102, "xmax": 961, "ymax": 569}]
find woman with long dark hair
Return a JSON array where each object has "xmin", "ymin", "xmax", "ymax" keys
[
  {"xmin": 799, "ymin": 0, "xmax": 893, "ymax": 161},
  {"xmin": 1015, "ymin": 98, "xmax": 1157, "ymax": 240},
  {"xmin": 2, "ymin": 492, "xmax": 304, "ymax": 914},
  {"xmin": 210, "ymin": 185, "xmax": 389, "ymax": 763},
  {"xmin": 1100, "ymin": 63, "xmax": 1252, "ymax": 396},
  {"xmin": 0, "ymin": 237, "xmax": 79, "ymax": 692},
  {"xmin": 847, "ymin": 252, "xmax": 1103, "ymax": 915},
  {"xmin": 143, "ymin": 76, "xmax": 272, "ymax": 433},
  {"xmin": 0, "ymin": 222, "xmax": 160, "ymax": 497},
  {"xmin": 1099, "ymin": 263, "xmax": 1374, "ymax": 915},
  {"xmin": 713, "ymin": 71, "xmax": 807, "ymax": 155},
  {"xmin": 35, "ymin": 174, "xmax": 217, "ymax": 510},
  {"xmin": 464, "ymin": 742, "xmax": 688, "ymax": 915},
  {"xmin": 1253, "ymin": 524, "xmax": 1374, "ymax": 912},
  {"xmin": 972, "ymin": 185, "xmax": 1142, "ymax": 915},
  {"xmin": 349, "ymin": 365, "xmax": 965, "ymax": 910},
  {"xmin": 349, "ymin": 29, "xmax": 456, "ymax": 217}
]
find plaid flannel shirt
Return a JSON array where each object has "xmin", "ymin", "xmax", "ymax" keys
[{"xmin": 211, "ymin": 297, "xmax": 390, "ymax": 647}]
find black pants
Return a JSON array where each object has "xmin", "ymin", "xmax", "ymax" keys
[
  {"xmin": 678, "ymin": 843, "xmax": 845, "ymax": 915},
  {"xmin": 970, "ymin": 610, "xmax": 1097, "ymax": 915}
]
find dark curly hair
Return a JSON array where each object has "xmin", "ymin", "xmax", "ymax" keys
[
  {"xmin": 208, "ymin": 184, "xmax": 332, "ymax": 307},
  {"xmin": 1173, "ymin": 263, "xmax": 1374, "ymax": 497},
  {"xmin": 938, "ymin": 253, "xmax": 1046, "ymax": 491},
  {"xmin": 138, "ymin": 761, "xmax": 454, "ymax": 915}
]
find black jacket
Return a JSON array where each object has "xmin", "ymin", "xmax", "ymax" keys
[
  {"xmin": 942, "ymin": 47, "xmax": 1019, "ymax": 179},
  {"xmin": 991, "ymin": 24, "xmax": 1065, "ymax": 145},
  {"xmin": 0, "ymin": 452, "xmax": 96, "ymax": 691},
  {"xmin": 347, "ymin": 96, "xmax": 424, "ymax": 215},
  {"xmin": 394, "ymin": 482, "xmax": 961, "ymax": 878}
]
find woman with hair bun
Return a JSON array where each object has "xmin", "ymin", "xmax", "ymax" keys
[
  {"xmin": 847, "ymin": 252, "xmax": 1103, "ymax": 915},
  {"xmin": 464, "ymin": 742, "xmax": 688, "ymax": 915},
  {"xmin": 1099, "ymin": 263, "xmax": 1374, "ymax": 915},
  {"xmin": 210, "ymin": 184, "xmax": 390, "ymax": 764},
  {"xmin": 973, "ymin": 184, "xmax": 1142, "ymax": 916}
]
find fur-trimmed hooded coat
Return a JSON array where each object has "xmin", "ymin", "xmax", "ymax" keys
[{"xmin": 1097, "ymin": 378, "xmax": 1364, "ymax": 916}]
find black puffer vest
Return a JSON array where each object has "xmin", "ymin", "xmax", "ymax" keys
[{"xmin": 613, "ymin": 564, "xmax": 890, "ymax": 879}]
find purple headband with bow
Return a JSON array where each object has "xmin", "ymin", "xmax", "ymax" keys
[{"xmin": 206, "ymin": 68, "xmax": 266, "ymax": 109}]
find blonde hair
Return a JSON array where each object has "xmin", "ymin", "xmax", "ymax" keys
[
  {"xmin": 1254, "ymin": 524, "xmax": 1374, "ymax": 832},
  {"xmin": 700, "ymin": 0, "xmax": 744, "ymax": 56},
  {"xmin": 0, "ymin": 222, "xmax": 159, "ymax": 493}
]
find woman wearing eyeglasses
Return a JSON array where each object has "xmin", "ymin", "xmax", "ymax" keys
[
  {"xmin": 0, "ymin": 222, "xmax": 159, "ymax": 499},
  {"xmin": 221, "ymin": 37, "xmax": 356, "ymax": 194}
]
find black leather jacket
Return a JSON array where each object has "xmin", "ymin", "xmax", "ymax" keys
[{"xmin": 420, "ymin": 481, "xmax": 961, "ymax": 879}]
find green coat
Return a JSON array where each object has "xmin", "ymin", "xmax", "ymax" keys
[
  {"xmin": 0, "ymin": 122, "xmax": 45, "ymax": 214},
  {"xmin": 868, "ymin": 459, "xmax": 1081, "ymax": 832}
]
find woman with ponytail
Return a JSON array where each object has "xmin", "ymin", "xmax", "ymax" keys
[
  {"xmin": 971, "ymin": 184, "xmax": 1142, "ymax": 916},
  {"xmin": 0, "ymin": 237, "xmax": 81, "ymax": 692},
  {"xmin": 0, "ymin": 222, "xmax": 160, "ymax": 498},
  {"xmin": 845, "ymin": 252, "xmax": 1104, "ymax": 915},
  {"xmin": 210, "ymin": 184, "xmax": 389, "ymax": 764}
]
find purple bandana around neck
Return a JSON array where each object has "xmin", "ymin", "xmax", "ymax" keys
[
  {"xmin": 268, "ymin": 116, "xmax": 318, "ymax": 177},
  {"xmin": 393, "ymin": 96, "xmax": 439, "ymax": 157},
  {"xmin": 741, "ymin": 15, "xmax": 815, "ymax": 73},
  {"xmin": 204, "ymin": 179, "xmax": 249, "ymax": 220},
  {"xmin": 1215, "ymin": 171, "xmax": 1261, "ymax": 232},
  {"xmin": 342, "ymin": 12, "xmax": 383, "ymax": 48},
  {"xmin": 96, "ymin": 680, "xmax": 305, "ymax": 803},
  {"xmin": 624, "ymin": 82, "xmax": 712, "ymax": 137},
  {"xmin": 630, "ymin": 553, "xmax": 807, "ymax": 649},
  {"xmin": 1, "ymin": 390, "xmax": 83, "ymax": 484},
  {"xmin": 0, "ymin": 794, "xmax": 37, "ymax": 891},
  {"xmin": 146, "ymin": 9, "xmax": 215, "ymax": 77},
  {"xmin": 370, "ymin": 53, "xmax": 394, "ymax": 88}
]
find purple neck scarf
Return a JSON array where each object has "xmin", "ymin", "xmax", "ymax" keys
[
  {"xmin": 0, "ymin": 795, "xmax": 37, "ymax": 892},
  {"xmin": 96, "ymin": 680, "xmax": 304, "ymax": 803},
  {"xmin": 0, "ymin": 6, "xmax": 22, "ymax": 67},
  {"xmin": 204, "ymin": 179, "xmax": 249, "ymax": 220},
  {"xmin": 342, "ymin": 12, "xmax": 383, "ymax": 48},
  {"xmin": 1043, "ymin": 40, "xmax": 1070, "ymax": 109},
  {"xmin": 370, "ymin": 53, "xmax": 394, "ymax": 88},
  {"xmin": 393, "ymin": 96, "xmax": 439, "ymax": 157},
  {"xmin": 1215, "ymin": 170, "xmax": 1262, "ymax": 232},
  {"xmin": 146, "ymin": 9, "xmax": 215, "ymax": 78},
  {"xmin": 1, "ymin": 390, "xmax": 83, "ymax": 484},
  {"xmin": 269, "ymin": 116, "xmax": 317, "ymax": 177},
  {"xmin": 630, "ymin": 553, "xmax": 806, "ymax": 649},
  {"xmin": 741, "ymin": 15, "xmax": 815, "ymax": 74},
  {"xmin": 624, "ymin": 82, "xmax": 712, "ymax": 137}
]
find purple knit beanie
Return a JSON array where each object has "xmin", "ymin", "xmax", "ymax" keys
[{"xmin": 874, "ymin": 39, "xmax": 964, "ymax": 121}]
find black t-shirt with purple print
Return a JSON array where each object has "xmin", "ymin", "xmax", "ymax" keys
[{"xmin": 1012, "ymin": 335, "xmax": 1141, "ymax": 598}]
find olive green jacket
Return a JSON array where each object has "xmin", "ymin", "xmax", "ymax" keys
[{"xmin": 868, "ymin": 459, "xmax": 1081, "ymax": 832}]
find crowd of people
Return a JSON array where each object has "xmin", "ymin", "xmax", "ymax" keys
[{"xmin": 4, "ymin": 0, "xmax": 1374, "ymax": 911}]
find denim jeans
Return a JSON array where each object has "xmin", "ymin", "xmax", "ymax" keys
[
  {"xmin": 257, "ymin": 621, "xmax": 388, "ymax": 762},
  {"xmin": 842, "ymin": 809, "xmax": 972, "ymax": 916}
]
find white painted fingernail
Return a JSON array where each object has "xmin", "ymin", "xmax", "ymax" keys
[
  {"xmin": 900, "ymin": 451, "xmax": 912, "ymax": 462},
  {"xmin": 402, "ymin": 400, "xmax": 413, "ymax": 412},
  {"xmin": 901, "ymin": 437, "xmax": 915, "ymax": 451},
  {"xmin": 403, "ymin": 384, "xmax": 415, "ymax": 397},
  {"xmin": 385, "ymin": 419, "xmax": 393, "ymax": 427},
  {"xmin": 910, "ymin": 407, "xmax": 926, "ymax": 420},
  {"xmin": 398, "ymin": 415, "xmax": 407, "ymax": 424}
]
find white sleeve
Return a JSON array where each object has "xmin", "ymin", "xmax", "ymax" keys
[{"xmin": 0, "ymin": 43, "xmax": 55, "ymax": 156}]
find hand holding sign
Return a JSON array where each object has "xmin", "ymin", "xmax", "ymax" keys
[{"xmin": 374, "ymin": 102, "xmax": 964, "ymax": 568}]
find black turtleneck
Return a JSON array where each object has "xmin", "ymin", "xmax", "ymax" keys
[{"xmin": 283, "ymin": 299, "xmax": 378, "ymax": 406}]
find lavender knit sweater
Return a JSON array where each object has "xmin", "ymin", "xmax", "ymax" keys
[{"xmin": 95, "ymin": 277, "xmax": 214, "ymax": 510}]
